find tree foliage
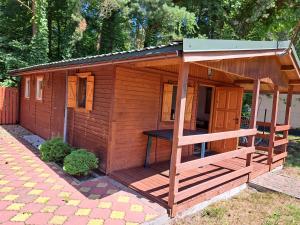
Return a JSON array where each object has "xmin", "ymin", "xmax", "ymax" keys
[{"xmin": 0, "ymin": 0, "xmax": 299, "ymax": 86}]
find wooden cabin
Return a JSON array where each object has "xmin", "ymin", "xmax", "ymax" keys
[{"xmin": 10, "ymin": 39, "xmax": 300, "ymax": 216}]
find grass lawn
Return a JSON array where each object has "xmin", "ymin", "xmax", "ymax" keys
[
  {"xmin": 172, "ymin": 134, "xmax": 300, "ymax": 225},
  {"xmin": 284, "ymin": 134, "xmax": 300, "ymax": 178},
  {"xmin": 172, "ymin": 189, "xmax": 300, "ymax": 225}
]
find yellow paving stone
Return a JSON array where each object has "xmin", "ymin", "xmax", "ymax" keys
[
  {"xmin": 31, "ymin": 164, "xmax": 39, "ymax": 168},
  {"xmin": 0, "ymin": 180, "xmax": 9, "ymax": 185},
  {"xmin": 11, "ymin": 166, "xmax": 21, "ymax": 171},
  {"xmin": 6, "ymin": 203, "xmax": 25, "ymax": 211},
  {"xmin": 110, "ymin": 211, "xmax": 125, "ymax": 219},
  {"xmin": 35, "ymin": 197, "xmax": 50, "ymax": 204},
  {"xmin": 130, "ymin": 204, "xmax": 143, "ymax": 212},
  {"xmin": 45, "ymin": 178, "xmax": 56, "ymax": 183},
  {"xmin": 0, "ymin": 175, "xmax": 4, "ymax": 179},
  {"xmin": 19, "ymin": 176, "xmax": 31, "ymax": 181},
  {"xmin": 126, "ymin": 223, "xmax": 139, "ymax": 225},
  {"xmin": 49, "ymin": 215, "xmax": 67, "ymax": 225},
  {"xmin": 75, "ymin": 208, "xmax": 91, "ymax": 216},
  {"xmin": 28, "ymin": 189, "xmax": 43, "ymax": 195},
  {"xmin": 0, "ymin": 187, "xmax": 13, "ymax": 193},
  {"xmin": 23, "ymin": 182, "xmax": 37, "ymax": 188},
  {"xmin": 22, "ymin": 156, "xmax": 31, "ymax": 159},
  {"xmin": 58, "ymin": 192, "xmax": 71, "ymax": 198},
  {"xmin": 26, "ymin": 160, "xmax": 34, "ymax": 163},
  {"xmin": 51, "ymin": 184, "xmax": 63, "ymax": 190},
  {"xmin": 15, "ymin": 171, "xmax": 25, "ymax": 176},
  {"xmin": 98, "ymin": 202, "xmax": 112, "ymax": 209},
  {"xmin": 6, "ymin": 158, "xmax": 15, "ymax": 161},
  {"xmin": 39, "ymin": 173, "xmax": 50, "ymax": 177},
  {"xmin": 34, "ymin": 168, "xmax": 44, "ymax": 172},
  {"xmin": 11, "ymin": 212, "xmax": 32, "ymax": 222},
  {"xmin": 66, "ymin": 199, "xmax": 81, "ymax": 206},
  {"xmin": 88, "ymin": 219, "xmax": 104, "ymax": 225},
  {"xmin": 145, "ymin": 214, "xmax": 157, "ymax": 221},
  {"xmin": 117, "ymin": 196, "xmax": 130, "ymax": 203},
  {"xmin": 41, "ymin": 205, "xmax": 58, "ymax": 213},
  {"xmin": 2, "ymin": 194, "xmax": 19, "ymax": 201}
]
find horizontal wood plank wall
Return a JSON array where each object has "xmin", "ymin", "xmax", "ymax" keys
[
  {"xmin": 20, "ymin": 73, "xmax": 66, "ymax": 139},
  {"xmin": 0, "ymin": 87, "xmax": 18, "ymax": 124},
  {"xmin": 110, "ymin": 67, "xmax": 197, "ymax": 172},
  {"xmin": 67, "ymin": 65, "xmax": 114, "ymax": 172}
]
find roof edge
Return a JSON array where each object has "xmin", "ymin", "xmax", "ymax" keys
[{"xmin": 183, "ymin": 39, "xmax": 290, "ymax": 52}]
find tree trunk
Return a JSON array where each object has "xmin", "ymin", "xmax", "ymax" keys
[
  {"xmin": 32, "ymin": 0, "xmax": 37, "ymax": 36},
  {"xmin": 48, "ymin": 10, "xmax": 53, "ymax": 59}
]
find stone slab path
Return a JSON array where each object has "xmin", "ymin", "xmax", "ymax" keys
[
  {"xmin": 249, "ymin": 169, "xmax": 300, "ymax": 199},
  {"xmin": 0, "ymin": 126, "xmax": 168, "ymax": 225}
]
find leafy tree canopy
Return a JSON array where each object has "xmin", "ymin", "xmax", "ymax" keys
[{"xmin": 0, "ymin": 0, "xmax": 299, "ymax": 86}]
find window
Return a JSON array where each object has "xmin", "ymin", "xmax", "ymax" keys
[
  {"xmin": 77, "ymin": 77, "xmax": 87, "ymax": 108},
  {"xmin": 161, "ymin": 83, "xmax": 194, "ymax": 122},
  {"xmin": 36, "ymin": 77, "xmax": 43, "ymax": 100},
  {"xmin": 67, "ymin": 73, "xmax": 94, "ymax": 111},
  {"xmin": 25, "ymin": 77, "xmax": 30, "ymax": 99}
]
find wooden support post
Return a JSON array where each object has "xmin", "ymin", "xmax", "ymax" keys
[
  {"xmin": 282, "ymin": 86, "xmax": 293, "ymax": 163},
  {"xmin": 268, "ymin": 85, "xmax": 279, "ymax": 170},
  {"xmin": 168, "ymin": 61, "xmax": 189, "ymax": 215},
  {"xmin": 246, "ymin": 79, "xmax": 260, "ymax": 180}
]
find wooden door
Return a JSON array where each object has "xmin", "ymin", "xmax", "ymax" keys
[
  {"xmin": 210, "ymin": 87, "xmax": 243, "ymax": 153},
  {"xmin": 51, "ymin": 74, "xmax": 66, "ymax": 138}
]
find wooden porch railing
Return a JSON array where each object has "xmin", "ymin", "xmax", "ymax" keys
[
  {"xmin": 255, "ymin": 85, "xmax": 293, "ymax": 169},
  {"xmin": 173, "ymin": 129, "xmax": 256, "ymax": 205}
]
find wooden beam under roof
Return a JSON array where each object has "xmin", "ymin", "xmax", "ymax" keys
[
  {"xmin": 289, "ymin": 79, "xmax": 300, "ymax": 85},
  {"xmin": 194, "ymin": 56, "xmax": 288, "ymax": 88},
  {"xmin": 280, "ymin": 65, "xmax": 295, "ymax": 71},
  {"xmin": 132, "ymin": 58, "xmax": 181, "ymax": 67}
]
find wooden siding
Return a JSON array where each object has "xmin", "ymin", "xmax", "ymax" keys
[
  {"xmin": 67, "ymin": 65, "xmax": 114, "ymax": 172},
  {"xmin": 0, "ymin": 87, "xmax": 19, "ymax": 124},
  {"xmin": 20, "ymin": 72, "xmax": 66, "ymax": 139},
  {"xmin": 109, "ymin": 67, "xmax": 197, "ymax": 172}
]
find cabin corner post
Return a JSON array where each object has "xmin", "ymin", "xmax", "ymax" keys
[
  {"xmin": 246, "ymin": 79, "xmax": 260, "ymax": 179},
  {"xmin": 282, "ymin": 86, "xmax": 293, "ymax": 162},
  {"xmin": 168, "ymin": 61, "xmax": 189, "ymax": 215},
  {"xmin": 268, "ymin": 85, "xmax": 279, "ymax": 170}
]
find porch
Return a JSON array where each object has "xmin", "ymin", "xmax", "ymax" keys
[{"xmin": 111, "ymin": 151, "xmax": 284, "ymax": 215}]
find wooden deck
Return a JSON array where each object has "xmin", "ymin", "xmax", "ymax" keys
[{"xmin": 111, "ymin": 152, "xmax": 284, "ymax": 213}]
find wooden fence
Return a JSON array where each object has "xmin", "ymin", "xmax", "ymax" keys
[{"xmin": 0, "ymin": 87, "xmax": 19, "ymax": 125}]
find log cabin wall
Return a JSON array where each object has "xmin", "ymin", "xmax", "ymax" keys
[
  {"xmin": 20, "ymin": 72, "xmax": 66, "ymax": 139},
  {"xmin": 109, "ymin": 66, "xmax": 199, "ymax": 172},
  {"xmin": 109, "ymin": 64, "xmax": 239, "ymax": 172},
  {"xmin": 66, "ymin": 65, "xmax": 115, "ymax": 172}
]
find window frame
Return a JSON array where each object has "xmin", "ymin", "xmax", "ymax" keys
[
  {"xmin": 67, "ymin": 72, "xmax": 94, "ymax": 112},
  {"xmin": 161, "ymin": 82, "xmax": 194, "ymax": 122},
  {"xmin": 24, "ymin": 77, "xmax": 31, "ymax": 99},
  {"xmin": 35, "ymin": 76, "xmax": 43, "ymax": 101}
]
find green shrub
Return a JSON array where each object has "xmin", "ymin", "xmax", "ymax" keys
[
  {"xmin": 40, "ymin": 137, "xmax": 71, "ymax": 162},
  {"xmin": 63, "ymin": 149, "xmax": 98, "ymax": 176}
]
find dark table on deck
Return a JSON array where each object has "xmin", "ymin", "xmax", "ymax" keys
[{"xmin": 143, "ymin": 129, "xmax": 207, "ymax": 167}]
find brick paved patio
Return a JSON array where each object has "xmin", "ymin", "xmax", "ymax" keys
[{"xmin": 0, "ymin": 126, "xmax": 167, "ymax": 225}]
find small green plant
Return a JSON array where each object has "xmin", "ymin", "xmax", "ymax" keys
[
  {"xmin": 39, "ymin": 137, "xmax": 71, "ymax": 162},
  {"xmin": 63, "ymin": 149, "xmax": 98, "ymax": 176}
]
